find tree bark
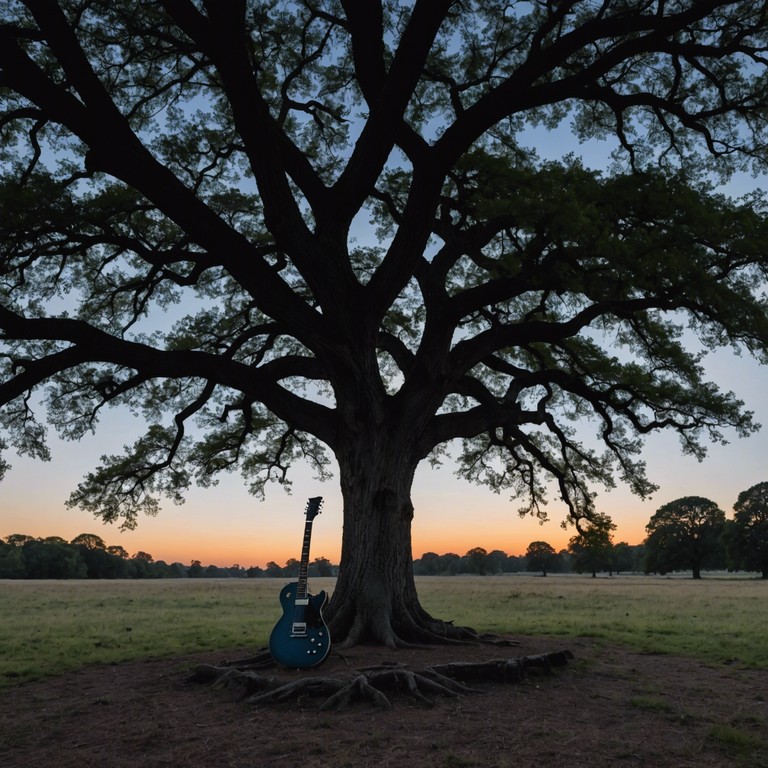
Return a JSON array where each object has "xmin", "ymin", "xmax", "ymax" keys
[{"xmin": 325, "ymin": 429, "xmax": 474, "ymax": 648}]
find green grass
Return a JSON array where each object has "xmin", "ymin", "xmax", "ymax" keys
[
  {"xmin": 1, "ymin": 573, "xmax": 767, "ymax": 686},
  {"xmin": 416, "ymin": 573, "xmax": 768, "ymax": 666},
  {"xmin": 0, "ymin": 578, "xmax": 306, "ymax": 685}
]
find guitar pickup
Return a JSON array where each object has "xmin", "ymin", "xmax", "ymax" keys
[{"xmin": 291, "ymin": 622, "xmax": 307, "ymax": 636}]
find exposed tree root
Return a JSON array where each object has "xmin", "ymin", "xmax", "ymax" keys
[
  {"xmin": 428, "ymin": 649, "xmax": 574, "ymax": 684},
  {"xmin": 187, "ymin": 649, "xmax": 573, "ymax": 710},
  {"xmin": 329, "ymin": 607, "xmax": 524, "ymax": 650}
]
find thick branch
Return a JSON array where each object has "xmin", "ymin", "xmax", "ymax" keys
[{"xmin": 0, "ymin": 307, "xmax": 335, "ymax": 445}]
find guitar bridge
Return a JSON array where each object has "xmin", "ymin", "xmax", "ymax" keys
[{"xmin": 291, "ymin": 622, "xmax": 307, "ymax": 636}]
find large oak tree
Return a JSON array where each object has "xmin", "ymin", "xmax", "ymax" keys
[{"xmin": 2, "ymin": 1, "xmax": 768, "ymax": 646}]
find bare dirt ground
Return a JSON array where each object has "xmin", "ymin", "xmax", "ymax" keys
[{"xmin": 2, "ymin": 636, "xmax": 767, "ymax": 768}]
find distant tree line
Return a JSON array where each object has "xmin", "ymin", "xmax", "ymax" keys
[
  {"xmin": 0, "ymin": 532, "xmax": 647, "ymax": 580},
  {"xmin": 520, "ymin": 481, "xmax": 768, "ymax": 580},
  {"xmin": 413, "ymin": 541, "xmax": 647, "ymax": 577},
  {"xmin": 3, "ymin": 482, "xmax": 766, "ymax": 580},
  {"xmin": 0, "ymin": 532, "xmax": 339, "ymax": 580}
]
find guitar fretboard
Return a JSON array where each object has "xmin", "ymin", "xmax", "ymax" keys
[{"xmin": 296, "ymin": 518, "xmax": 314, "ymax": 599}]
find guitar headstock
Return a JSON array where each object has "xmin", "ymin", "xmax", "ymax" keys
[{"xmin": 305, "ymin": 496, "xmax": 324, "ymax": 521}]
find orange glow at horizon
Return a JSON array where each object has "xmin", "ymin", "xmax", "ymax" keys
[
  {"xmin": 3, "ymin": 494, "xmax": 653, "ymax": 568},
  {"xmin": 2, "ymin": 390, "xmax": 764, "ymax": 571}
]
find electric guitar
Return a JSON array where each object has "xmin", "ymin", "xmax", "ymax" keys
[{"xmin": 268, "ymin": 496, "xmax": 331, "ymax": 668}]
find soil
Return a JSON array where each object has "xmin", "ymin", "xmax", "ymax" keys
[{"xmin": 2, "ymin": 636, "xmax": 767, "ymax": 768}]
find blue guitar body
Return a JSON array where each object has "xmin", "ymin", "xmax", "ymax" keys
[
  {"xmin": 267, "ymin": 497, "xmax": 331, "ymax": 669},
  {"xmin": 268, "ymin": 582, "xmax": 331, "ymax": 668}
]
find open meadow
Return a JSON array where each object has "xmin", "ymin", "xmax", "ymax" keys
[
  {"xmin": 2, "ymin": 573, "xmax": 768, "ymax": 684},
  {"xmin": 2, "ymin": 574, "xmax": 768, "ymax": 768}
]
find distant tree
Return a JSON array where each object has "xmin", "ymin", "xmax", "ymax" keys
[
  {"xmin": 0, "ymin": 541, "xmax": 25, "ymax": 578},
  {"xmin": 644, "ymin": 497, "xmax": 726, "ymax": 579},
  {"xmin": 312, "ymin": 557, "xmax": 334, "ymax": 577},
  {"xmin": 75, "ymin": 543, "xmax": 128, "ymax": 578},
  {"xmin": 486, "ymin": 550, "xmax": 509, "ymax": 575},
  {"xmin": 612, "ymin": 542, "xmax": 645, "ymax": 574},
  {"xmin": 525, "ymin": 541, "xmax": 557, "ymax": 577},
  {"xmin": 283, "ymin": 558, "xmax": 301, "ymax": 578},
  {"xmin": 504, "ymin": 555, "xmax": 528, "ymax": 573},
  {"xmin": 725, "ymin": 482, "xmax": 768, "ymax": 578},
  {"xmin": 44, "ymin": 536, "xmax": 69, "ymax": 545},
  {"xmin": 246, "ymin": 565, "xmax": 264, "ymax": 578},
  {"xmin": 22, "ymin": 540, "xmax": 86, "ymax": 579},
  {"xmin": 149, "ymin": 560, "xmax": 169, "ymax": 577},
  {"xmin": 188, "ymin": 559, "xmax": 204, "ymax": 578},
  {"xmin": 413, "ymin": 552, "xmax": 440, "ymax": 576},
  {"xmin": 128, "ymin": 554, "xmax": 155, "ymax": 578},
  {"xmin": 568, "ymin": 514, "xmax": 616, "ymax": 577},
  {"xmin": 107, "ymin": 545, "xmax": 129, "ymax": 558},
  {"xmin": 464, "ymin": 547, "xmax": 489, "ymax": 575},
  {"xmin": 557, "ymin": 550, "xmax": 572, "ymax": 573},
  {"xmin": 265, "ymin": 561, "xmax": 283, "ymax": 579},
  {"xmin": 70, "ymin": 533, "xmax": 107, "ymax": 550},
  {"xmin": 169, "ymin": 562, "xmax": 188, "ymax": 578},
  {"xmin": 132, "ymin": 551, "xmax": 154, "ymax": 563},
  {"xmin": 5, "ymin": 534, "xmax": 36, "ymax": 547},
  {"xmin": 437, "ymin": 553, "xmax": 463, "ymax": 576}
]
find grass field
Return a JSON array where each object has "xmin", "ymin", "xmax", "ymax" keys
[{"xmin": 1, "ymin": 573, "xmax": 767, "ymax": 686}]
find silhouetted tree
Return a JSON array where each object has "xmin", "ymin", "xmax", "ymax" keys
[
  {"xmin": 3, "ymin": 2, "xmax": 768, "ymax": 646},
  {"xmin": 107, "ymin": 545, "xmax": 129, "ymax": 559},
  {"xmin": 486, "ymin": 550, "xmax": 510, "ymax": 575},
  {"xmin": 568, "ymin": 514, "xmax": 616, "ymax": 577},
  {"xmin": 644, "ymin": 497, "xmax": 726, "ymax": 579},
  {"xmin": 0, "ymin": 541, "xmax": 25, "ymax": 578},
  {"xmin": 312, "ymin": 557, "xmax": 334, "ymax": 577},
  {"xmin": 22, "ymin": 540, "xmax": 86, "ymax": 579},
  {"xmin": 70, "ymin": 533, "xmax": 107, "ymax": 550},
  {"xmin": 725, "ymin": 482, "xmax": 768, "ymax": 578},
  {"xmin": 464, "ymin": 547, "xmax": 490, "ymax": 575},
  {"xmin": 612, "ymin": 542, "xmax": 645, "ymax": 574},
  {"xmin": 525, "ymin": 541, "xmax": 557, "ymax": 577}
]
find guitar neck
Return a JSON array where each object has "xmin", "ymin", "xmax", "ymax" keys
[{"xmin": 296, "ymin": 518, "xmax": 314, "ymax": 599}]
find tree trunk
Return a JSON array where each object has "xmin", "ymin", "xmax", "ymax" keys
[{"xmin": 324, "ymin": 433, "xmax": 474, "ymax": 648}]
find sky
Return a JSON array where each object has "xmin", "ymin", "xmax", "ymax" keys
[{"xmin": 2, "ymin": 91, "xmax": 768, "ymax": 569}]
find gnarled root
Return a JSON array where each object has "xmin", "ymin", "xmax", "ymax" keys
[{"xmin": 187, "ymin": 649, "xmax": 572, "ymax": 710}]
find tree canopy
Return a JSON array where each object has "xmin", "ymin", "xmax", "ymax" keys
[
  {"xmin": 524, "ymin": 541, "xmax": 557, "ymax": 576},
  {"xmin": 2, "ymin": 1, "xmax": 768, "ymax": 645},
  {"xmin": 725, "ymin": 481, "xmax": 768, "ymax": 578},
  {"xmin": 644, "ymin": 496, "xmax": 727, "ymax": 578},
  {"xmin": 568, "ymin": 512, "xmax": 616, "ymax": 577}
]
